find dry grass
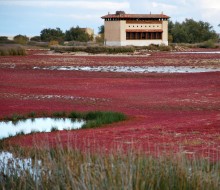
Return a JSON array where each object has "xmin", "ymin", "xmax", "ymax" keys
[
  {"xmin": 0, "ymin": 145, "xmax": 220, "ymax": 190},
  {"xmin": 0, "ymin": 45, "xmax": 26, "ymax": 56}
]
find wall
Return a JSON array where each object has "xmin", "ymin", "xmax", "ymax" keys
[
  {"xmin": 162, "ymin": 20, "xmax": 168, "ymax": 43},
  {"xmin": 104, "ymin": 21, "xmax": 121, "ymax": 43},
  {"xmin": 104, "ymin": 19, "xmax": 168, "ymax": 46}
]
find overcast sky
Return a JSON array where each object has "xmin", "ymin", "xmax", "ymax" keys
[{"xmin": 0, "ymin": 0, "xmax": 219, "ymax": 36}]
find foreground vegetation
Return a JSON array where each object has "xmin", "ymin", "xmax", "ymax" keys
[
  {"xmin": 0, "ymin": 45, "xmax": 26, "ymax": 56},
  {"xmin": 0, "ymin": 145, "xmax": 220, "ymax": 190},
  {"xmin": 1, "ymin": 111, "xmax": 220, "ymax": 189}
]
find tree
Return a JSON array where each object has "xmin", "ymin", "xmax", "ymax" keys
[
  {"xmin": 13, "ymin": 35, "xmax": 29, "ymax": 45},
  {"xmin": 98, "ymin": 25, "xmax": 104, "ymax": 34},
  {"xmin": 0, "ymin": 36, "xmax": 8, "ymax": 41},
  {"xmin": 170, "ymin": 22, "xmax": 188, "ymax": 43},
  {"xmin": 168, "ymin": 21, "xmax": 174, "ymax": 43},
  {"xmin": 169, "ymin": 19, "xmax": 218, "ymax": 43},
  {"xmin": 30, "ymin": 36, "xmax": 41, "ymax": 42},
  {"xmin": 40, "ymin": 28, "xmax": 64, "ymax": 42},
  {"xmin": 95, "ymin": 25, "xmax": 104, "ymax": 43},
  {"xmin": 65, "ymin": 26, "xmax": 92, "ymax": 42}
]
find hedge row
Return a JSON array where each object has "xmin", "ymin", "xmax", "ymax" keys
[{"xmin": 51, "ymin": 46, "xmax": 135, "ymax": 54}]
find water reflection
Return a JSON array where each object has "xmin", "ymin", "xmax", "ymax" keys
[
  {"xmin": 0, "ymin": 151, "xmax": 41, "ymax": 177},
  {"xmin": 0, "ymin": 118, "xmax": 85, "ymax": 139}
]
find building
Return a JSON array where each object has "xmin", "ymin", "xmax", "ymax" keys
[
  {"xmin": 81, "ymin": 28, "xmax": 94, "ymax": 37},
  {"xmin": 101, "ymin": 11, "xmax": 170, "ymax": 46}
]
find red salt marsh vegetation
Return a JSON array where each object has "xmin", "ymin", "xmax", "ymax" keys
[{"xmin": 0, "ymin": 49, "xmax": 220, "ymax": 160}]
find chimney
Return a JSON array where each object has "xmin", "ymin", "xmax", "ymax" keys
[{"xmin": 116, "ymin": 11, "xmax": 125, "ymax": 15}]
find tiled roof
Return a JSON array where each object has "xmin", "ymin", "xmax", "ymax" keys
[{"xmin": 101, "ymin": 13, "xmax": 170, "ymax": 19}]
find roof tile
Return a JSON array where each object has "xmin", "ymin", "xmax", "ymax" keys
[{"xmin": 101, "ymin": 13, "xmax": 170, "ymax": 19}]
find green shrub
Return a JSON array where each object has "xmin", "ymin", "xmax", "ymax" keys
[
  {"xmin": 68, "ymin": 111, "xmax": 83, "ymax": 119},
  {"xmin": 198, "ymin": 39, "xmax": 216, "ymax": 48},
  {"xmin": 52, "ymin": 111, "xmax": 66, "ymax": 117},
  {"xmin": 13, "ymin": 34, "xmax": 29, "ymax": 45},
  {"xmin": 82, "ymin": 111, "xmax": 126, "ymax": 129}
]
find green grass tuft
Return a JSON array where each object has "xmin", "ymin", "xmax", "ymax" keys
[{"xmin": 52, "ymin": 111, "xmax": 66, "ymax": 117}]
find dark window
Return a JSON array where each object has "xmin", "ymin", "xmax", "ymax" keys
[{"xmin": 126, "ymin": 32, "xmax": 162, "ymax": 40}]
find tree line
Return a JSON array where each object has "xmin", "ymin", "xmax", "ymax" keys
[
  {"xmin": 0, "ymin": 26, "xmax": 94, "ymax": 44},
  {"xmin": 169, "ymin": 19, "xmax": 219, "ymax": 43},
  {"xmin": 0, "ymin": 19, "xmax": 219, "ymax": 45},
  {"xmin": 37, "ymin": 26, "xmax": 93, "ymax": 42}
]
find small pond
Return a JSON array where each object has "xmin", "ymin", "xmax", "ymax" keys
[{"xmin": 0, "ymin": 118, "xmax": 85, "ymax": 139}]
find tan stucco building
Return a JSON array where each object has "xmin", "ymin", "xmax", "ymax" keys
[
  {"xmin": 81, "ymin": 28, "xmax": 94, "ymax": 37},
  {"xmin": 101, "ymin": 11, "xmax": 170, "ymax": 46}
]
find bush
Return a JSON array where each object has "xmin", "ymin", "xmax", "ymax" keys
[
  {"xmin": 0, "ymin": 46, "xmax": 26, "ymax": 56},
  {"xmin": 52, "ymin": 111, "xmax": 66, "ymax": 117},
  {"xmin": 51, "ymin": 46, "xmax": 135, "ymax": 54},
  {"xmin": 30, "ymin": 36, "xmax": 41, "ymax": 42},
  {"xmin": 82, "ymin": 111, "xmax": 126, "ymax": 129},
  {"xmin": 13, "ymin": 35, "xmax": 29, "ymax": 45},
  {"xmin": 198, "ymin": 39, "xmax": 216, "ymax": 48},
  {"xmin": 49, "ymin": 40, "xmax": 59, "ymax": 47},
  {"xmin": 143, "ymin": 44, "xmax": 173, "ymax": 51},
  {"xmin": 159, "ymin": 44, "xmax": 172, "ymax": 51},
  {"xmin": 0, "ymin": 36, "xmax": 16, "ymax": 44},
  {"xmin": 95, "ymin": 34, "xmax": 104, "ymax": 43}
]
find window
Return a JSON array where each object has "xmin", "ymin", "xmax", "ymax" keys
[{"xmin": 126, "ymin": 32, "xmax": 162, "ymax": 40}]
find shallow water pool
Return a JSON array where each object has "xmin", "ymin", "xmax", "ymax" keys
[
  {"xmin": 33, "ymin": 65, "xmax": 220, "ymax": 73},
  {"xmin": 0, "ymin": 118, "xmax": 85, "ymax": 139}
]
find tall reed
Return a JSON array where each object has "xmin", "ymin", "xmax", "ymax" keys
[
  {"xmin": 0, "ymin": 46, "xmax": 26, "ymax": 56},
  {"xmin": 0, "ymin": 145, "xmax": 219, "ymax": 190}
]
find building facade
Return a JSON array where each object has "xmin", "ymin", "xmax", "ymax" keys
[
  {"xmin": 81, "ymin": 28, "xmax": 94, "ymax": 37},
  {"xmin": 101, "ymin": 11, "xmax": 170, "ymax": 46}
]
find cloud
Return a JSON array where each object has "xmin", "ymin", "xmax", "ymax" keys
[
  {"xmin": 44, "ymin": 13, "xmax": 101, "ymax": 20},
  {"xmin": 0, "ymin": 1, "xmax": 130, "ymax": 11},
  {"xmin": 152, "ymin": 2, "xmax": 177, "ymax": 10},
  {"xmin": 189, "ymin": 0, "xmax": 220, "ymax": 29},
  {"xmin": 198, "ymin": 0, "xmax": 220, "ymax": 9}
]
